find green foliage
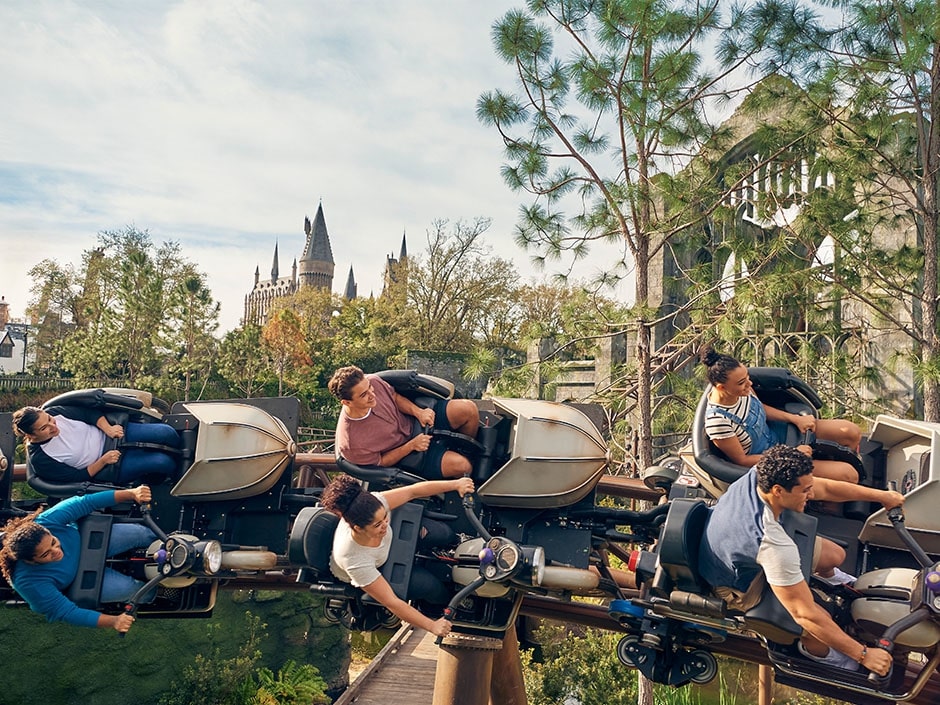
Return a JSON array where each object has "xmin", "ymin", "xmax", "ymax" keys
[
  {"xmin": 522, "ymin": 623, "xmax": 638, "ymax": 705},
  {"xmin": 252, "ymin": 660, "xmax": 329, "ymax": 705},
  {"xmin": 160, "ymin": 613, "xmax": 265, "ymax": 705}
]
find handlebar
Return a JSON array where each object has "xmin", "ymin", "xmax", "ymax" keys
[
  {"xmin": 884, "ymin": 482, "xmax": 934, "ymax": 569},
  {"xmin": 435, "ymin": 575, "xmax": 488, "ymax": 646}
]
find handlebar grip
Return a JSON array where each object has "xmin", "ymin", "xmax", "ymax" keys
[
  {"xmin": 118, "ymin": 603, "xmax": 135, "ymax": 639},
  {"xmin": 434, "ymin": 607, "xmax": 455, "ymax": 646},
  {"xmin": 867, "ymin": 638, "xmax": 894, "ymax": 683}
]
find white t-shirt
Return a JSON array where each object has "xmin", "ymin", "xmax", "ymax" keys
[
  {"xmin": 42, "ymin": 415, "xmax": 106, "ymax": 470},
  {"xmin": 756, "ymin": 502, "xmax": 805, "ymax": 587},
  {"xmin": 329, "ymin": 494, "xmax": 392, "ymax": 588}
]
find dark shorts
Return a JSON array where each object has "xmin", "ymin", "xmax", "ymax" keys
[{"xmin": 415, "ymin": 399, "xmax": 455, "ymax": 481}]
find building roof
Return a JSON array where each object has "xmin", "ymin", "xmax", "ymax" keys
[{"xmin": 302, "ymin": 202, "xmax": 335, "ymax": 264}]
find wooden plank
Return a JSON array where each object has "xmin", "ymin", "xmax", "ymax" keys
[{"xmin": 335, "ymin": 625, "xmax": 440, "ymax": 705}]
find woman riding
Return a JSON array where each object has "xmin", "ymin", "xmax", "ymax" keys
[
  {"xmin": 320, "ymin": 473, "xmax": 474, "ymax": 638},
  {"xmin": 701, "ymin": 348, "xmax": 861, "ymax": 482}
]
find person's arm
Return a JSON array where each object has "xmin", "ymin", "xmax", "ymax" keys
[
  {"xmin": 360, "ymin": 574, "xmax": 452, "ymax": 637},
  {"xmin": 763, "ymin": 404, "xmax": 815, "ymax": 434},
  {"xmin": 812, "ymin": 478, "xmax": 903, "ymax": 508},
  {"xmin": 770, "ymin": 580, "xmax": 891, "ymax": 675},
  {"xmin": 710, "ymin": 436, "xmax": 762, "ymax": 467},
  {"xmin": 394, "ymin": 392, "xmax": 435, "ymax": 428},
  {"xmin": 378, "ymin": 434, "xmax": 431, "ymax": 468},
  {"xmin": 96, "ymin": 416, "xmax": 125, "ymax": 439},
  {"xmin": 381, "ymin": 477, "xmax": 475, "ymax": 511}
]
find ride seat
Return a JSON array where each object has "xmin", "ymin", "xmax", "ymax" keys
[
  {"xmin": 66, "ymin": 513, "xmax": 114, "ymax": 608},
  {"xmin": 657, "ymin": 498, "xmax": 710, "ymax": 593},
  {"xmin": 288, "ymin": 506, "xmax": 339, "ymax": 577}
]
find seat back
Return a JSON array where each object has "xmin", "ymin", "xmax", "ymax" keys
[
  {"xmin": 66, "ymin": 513, "xmax": 114, "ymax": 608},
  {"xmin": 657, "ymin": 498, "xmax": 710, "ymax": 593},
  {"xmin": 288, "ymin": 506, "xmax": 339, "ymax": 576}
]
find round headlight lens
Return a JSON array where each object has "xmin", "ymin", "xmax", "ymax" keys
[{"xmin": 200, "ymin": 541, "xmax": 223, "ymax": 574}]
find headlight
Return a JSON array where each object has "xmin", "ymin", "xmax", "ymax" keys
[
  {"xmin": 521, "ymin": 545, "xmax": 545, "ymax": 586},
  {"xmin": 196, "ymin": 540, "xmax": 223, "ymax": 575}
]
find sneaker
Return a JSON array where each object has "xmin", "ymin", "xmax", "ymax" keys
[
  {"xmin": 816, "ymin": 567, "xmax": 856, "ymax": 586},
  {"xmin": 798, "ymin": 640, "xmax": 860, "ymax": 671}
]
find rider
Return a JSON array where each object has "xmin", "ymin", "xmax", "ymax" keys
[
  {"xmin": 698, "ymin": 445, "xmax": 903, "ymax": 674},
  {"xmin": 700, "ymin": 348, "xmax": 862, "ymax": 482},
  {"xmin": 0, "ymin": 485, "xmax": 155, "ymax": 633},
  {"xmin": 13, "ymin": 404, "xmax": 180, "ymax": 484},
  {"xmin": 329, "ymin": 365, "xmax": 479, "ymax": 479},
  {"xmin": 319, "ymin": 473, "xmax": 475, "ymax": 638}
]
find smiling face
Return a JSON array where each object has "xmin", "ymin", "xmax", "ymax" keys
[
  {"xmin": 352, "ymin": 505, "xmax": 390, "ymax": 545},
  {"xmin": 28, "ymin": 532, "xmax": 64, "ymax": 564},
  {"xmin": 342, "ymin": 378, "xmax": 377, "ymax": 417},
  {"xmin": 23, "ymin": 412, "xmax": 59, "ymax": 443},
  {"xmin": 715, "ymin": 364, "xmax": 753, "ymax": 401}
]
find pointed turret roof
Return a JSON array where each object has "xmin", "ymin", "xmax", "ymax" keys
[
  {"xmin": 399, "ymin": 231, "xmax": 407, "ymax": 259},
  {"xmin": 301, "ymin": 202, "xmax": 335, "ymax": 264},
  {"xmin": 344, "ymin": 265, "xmax": 357, "ymax": 299},
  {"xmin": 271, "ymin": 241, "xmax": 280, "ymax": 281}
]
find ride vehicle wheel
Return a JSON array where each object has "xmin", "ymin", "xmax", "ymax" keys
[
  {"xmin": 687, "ymin": 649, "xmax": 718, "ymax": 685},
  {"xmin": 323, "ymin": 599, "xmax": 347, "ymax": 625},
  {"xmin": 617, "ymin": 635, "xmax": 650, "ymax": 668}
]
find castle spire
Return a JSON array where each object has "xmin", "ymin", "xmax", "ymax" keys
[{"xmin": 271, "ymin": 241, "xmax": 280, "ymax": 282}]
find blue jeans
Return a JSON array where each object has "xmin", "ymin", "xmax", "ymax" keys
[
  {"xmin": 118, "ymin": 422, "xmax": 180, "ymax": 484},
  {"xmin": 99, "ymin": 523, "xmax": 157, "ymax": 603}
]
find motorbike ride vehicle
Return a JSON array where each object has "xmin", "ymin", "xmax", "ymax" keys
[{"xmin": 615, "ymin": 368, "xmax": 940, "ymax": 703}]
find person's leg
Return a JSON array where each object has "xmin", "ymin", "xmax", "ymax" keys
[
  {"xmin": 407, "ymin": 566, "xmax": 450, "ymax": 605},
  {"xmin": 101, "ymin": 523, "xmax": 158, "ymax": 603},
  {"xmin": 125, "ymin": 422, "xmax": 181, "ymax": 448},
  {"xmin": 442, "ymin": 399, "xmax": 479, "ymax": 438},
  {"xmin": 107, "ymin": 522, "xmax": 157, "ymax": 557},
  {"xmin": 813, "ymin": 537, "xmax": 852, "ymax": 583},
  {"xmin": 811, "ymin": 459, "xmax": 859, "ymax": 483},
  {"xmin": 418, "ymin": 518, "xmax": 456, "ymax": 550},
  {"xmin": 119, "ymin": 449, "xmax": 177, "ymax": 483},
  {"xmin": 814, "ymin": 419, "xmax": 862, "ymax": 453},
  {"xmin": 439, "ymin": 450, "xmax": 472, "ymax": 478}
]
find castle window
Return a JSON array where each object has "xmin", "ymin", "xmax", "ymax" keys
[{"xmin": 0, "ymin": 339, "xmax": 12, "ymax": 358}]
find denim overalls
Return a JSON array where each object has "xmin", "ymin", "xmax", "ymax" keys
[{"xmin": 707, "ymin": 394, "xmax": 778, "ymax": 454}]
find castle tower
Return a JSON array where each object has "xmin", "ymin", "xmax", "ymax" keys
[
  {"xmin": 344, "ymin": 266, "xmax": 357, "ymax": 300},
  {"xmin": 299, "ymin": 202, "xmax": 335, "ymax": 290}
]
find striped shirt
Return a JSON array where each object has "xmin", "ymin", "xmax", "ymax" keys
[{"xmin": 704, "ymin": 394, "xmax": 760, "ymax": 453}]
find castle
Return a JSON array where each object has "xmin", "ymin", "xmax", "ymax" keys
[{"xmin": 242, "ymin": 202, "xmax": 407, "ymax": 326}]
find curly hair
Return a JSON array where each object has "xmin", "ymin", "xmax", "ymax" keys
[
  {"xmin": 319, "ymin": 474, "xmax": 382, "ymax": 529},
  {"xmin": 755, "ymin": 444, "xmax": 813, "ymax": 493},
  {"xmin": 699, "ymin": 347, "xmax": 743, "ymax": 386},
  {"xmin": 11, "ymin": 406, "xmax": 42, "ymax": 438},
  {"xmin": 328, "ymin": 366, "xmax": 365, "ymax": 401},
  {"xmin": 0, "ymin": 509, "xmax": 47, "ymax": 583}
]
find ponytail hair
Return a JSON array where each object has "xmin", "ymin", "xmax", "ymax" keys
[
  {"xmin": 699, "ymin": 346, "xmax": 742, "ymax": 386},
  {"xmin": 320, "ymin": 474, "xmax": 383, "ymax": 530}
]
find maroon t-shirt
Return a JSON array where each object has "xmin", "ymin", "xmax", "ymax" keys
[{"xmin": 335, "ymin": 375, "xmax": 412, "ymax": 466}]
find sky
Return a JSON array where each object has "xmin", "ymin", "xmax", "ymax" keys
[{"xmin": 0, "ymin": 0, "xmax": 631, "ymax": 333}]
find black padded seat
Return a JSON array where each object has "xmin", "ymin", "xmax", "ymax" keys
[
  {"xmin": 66, "ymin": 513, "xmax": 114, "ymax": 608},
  {"xmin": 658, "ymin": 498, "xmax": 710, "ymax": 593},
  {"xmin": 288, "ymin": 506, "xmax": 339, "ymax": 576}
]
